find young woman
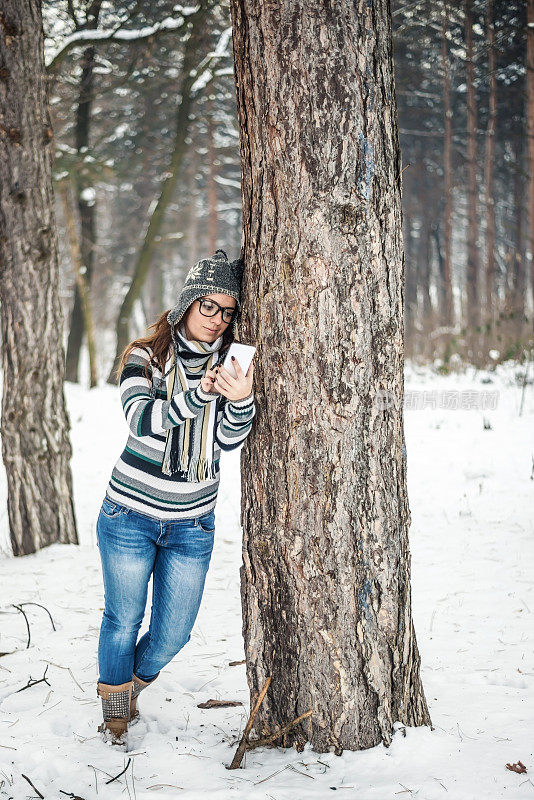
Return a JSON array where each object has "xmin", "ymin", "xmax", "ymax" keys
[{"xmin": 95, "ymin": 250, "xmax": 255, "ymax": 745}]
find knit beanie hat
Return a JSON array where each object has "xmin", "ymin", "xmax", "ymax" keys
[{"xmin": 167, "ymin": 249, "xmax": 245, "ymax": 352}]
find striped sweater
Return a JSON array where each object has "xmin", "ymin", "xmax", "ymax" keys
[{"xmin": 104, "ymin": 345, "xmax": 256, "ymax": 519}]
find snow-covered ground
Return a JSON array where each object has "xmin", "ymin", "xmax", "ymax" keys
[{"xmin": 0, "ymin": 361, "xmax": 532, "ymax": 799}]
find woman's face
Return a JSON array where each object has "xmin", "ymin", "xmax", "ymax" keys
[{"xmin": 181, "ymin": 293, "xmax": 237, "ymax": 342}]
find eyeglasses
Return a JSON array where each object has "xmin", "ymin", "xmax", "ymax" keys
[{"xmin": 196, "ymin": 298, "xmax": 237, "ymax": 324}]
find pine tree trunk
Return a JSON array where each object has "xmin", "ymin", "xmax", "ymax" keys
[
  {"xmin": 207, "ymin": 96, "xmax": 219, "ymax": 253},
  {"xmin": 58, "ymin": 179, "xmax": 98, "ymax": 388},
  {"xmin": 230, "ymin": 0, "xmax": 431, "ymax": 753},
  {"xmin": 527, "ymin": 0, "xmax": 534, "ymax": 314},
  {"xmin": 65, "ymin": 3, "xmax": 102, "ymax": 383},
  {"xmin": 0, "ymin": 0, "xmax": 78, "ymax": 555},
  {"xmin": 441, "ymin": 0, "xmax": 454, "ymax": 327},
  {"xmin": 465, "ymin": 0, "xmax": 480, "ymax": 332},
  {"xmin": 507, "ymin": 133, "xmax": 526, "ymax": 322},
  {"xmin": 483, "ymin": 0, "xmax": 497, "ymax": 326}
]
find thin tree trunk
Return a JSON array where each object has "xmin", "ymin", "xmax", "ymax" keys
[
  {"xmin": 441, "ymin": 0, "xmax": 454, "ymax": 327},
  {"xmin": 58, "ymin": 179, "xmax": 98, "ymax": 388},
  {"xmin": 187, "ymin": 144, "xmax": 200, "ymax": 267},
  {"xmin": 231, "ymin": 0, "xmax": 431, "ymax": 753},
  {"xmin": 416, "ymin": 200, "xmax": 432, "ymax": 350},
  {"xmin": 527, "ymin": 0, "xmax": 534, "ymax": 314},
  {"xmin": 65, "ymin": 1, "xmax": 102, "ymax": 383},
  {"xmin": 207, "ymin": 96, "xmax": 219, "ymax": 253},
  {"xmin": 0, "ymin": 0, "xmax": 78, "ymax": 555},
  {"xmin": 107, "ymin": 4, "xmax": 211, "ymax": 383},
  {"xmin": 465, "ymin": 0, "xmax": 480, "ymax": 331},
  {"xmin": 402, "ymin": 165, "xmax": 421, "ymax": 346},
  {"xmin": 421, "ymin": 216, "xmax": 433, "ymax": 324},
  {"xmin": 507, "ymin": 133, "xmax": 526, "ymax": 321},
  {"xmin": 483, "ymin": 0, "xmax": 497, "ymax": 328}
]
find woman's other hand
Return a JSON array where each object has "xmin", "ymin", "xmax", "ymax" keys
[
  {"xmin": 200, "ymin": 368, "xmax": 221, "ymax": 395},
  {"xmin": 213, "ymin": 357, "xmax": 254, "ymax": 402}
]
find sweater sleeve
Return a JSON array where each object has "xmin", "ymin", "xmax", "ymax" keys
[
  {"xmin": 215, "ymin": 392, "xmax": 256, "ymax": 451},
  {"xmin": 120, "ymin": 346, "xmax": 216, "ymax": 437}
]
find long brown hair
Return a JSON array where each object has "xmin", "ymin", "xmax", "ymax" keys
[{"xmin": 115, "ymin": 308, "xmax": 236, "ymax": 382}]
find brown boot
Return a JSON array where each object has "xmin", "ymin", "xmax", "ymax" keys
[
  {"xmin": 96, "ymin": 680, "xmax": 133, "ymax": 746},
  {"xmin": 130, "ymin": 671, "xmax": 160, "ymax": 723}
]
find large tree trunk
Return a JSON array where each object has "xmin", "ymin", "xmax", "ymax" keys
[
  {"xmin": 0, "ymin": 0, "xmax": 78, "ymax": 555},
  {"xmin": 231, "ymin": 0, "xmax": 431, "ymax": 753}
]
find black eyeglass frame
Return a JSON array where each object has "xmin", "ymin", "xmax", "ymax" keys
[{"xmin": 195, "ymin": 297, "xmax": 237, "ymax": 324}]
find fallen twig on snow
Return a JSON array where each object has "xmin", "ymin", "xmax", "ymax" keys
[
  {"xmin": 244, "ymin": 710, "xmax": 313, "ymax": 751},
  {"xmin": 105, "ymin": 758, "xmax": 131, "ymax": 785},
  {"xmin": 227, "ymin": 676, "xmax": 314, "ymax": 769},
  {"xmin": 15, "ymin": 665, "xmax": 51, "ymax": 693},
  {"xmin": 10, "ymin": 602, "xmax": 56, "ymax": 649},
  {"xmin": 21, "ymin": 773, "xmax": 44, "ymax": 798},
  {"xmin": 228, "ymin": 676, "xmax": 271, "ymax": 770}
]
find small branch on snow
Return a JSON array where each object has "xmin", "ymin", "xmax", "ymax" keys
[
  {"xmin": 21, "ymin": 773, "xmax": 44, "ymax": 798},
  {"xmin": 244, "ymin": 710, "xmax": 314, "ymax": 751},
  {"xmin": 105, "ymin": 759, "xmax": 132, "ymax": 785},
  {"xmin": 10, "ymin": 602, "xmax": 56, "ymax": 649},
  {"xmin": 14, "ymin": 665, "xmax": 51, "ymax": 694}
]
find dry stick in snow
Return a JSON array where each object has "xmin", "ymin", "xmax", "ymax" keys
[
  {"xmin": 42, "ymin": 660, "xmax": 84, "ymax": 692},
  {"xmin": 105, "ymin": 759, "xmax": 132, "ymax": 785},
  {"xmin": 21, "ymin": 773, "xmax": 44, "ymax": 798},
  {"xmin": 15, "ymin": 665, "xmax": 51, "ymax": 693},
  {"xmin": 228, "ymin": 677, "xmax": 314, "ymax": 769},
  {"xmin": 11, "ymin": 605, "xmax": 31, "ymax": 648},
  {"xmin": 244, "ymin": 710, "xmax": 313, "ymax": 751},
  {"xmin": 10, "ymin": 602, "xmax": 56, "ymax": 649},
  {"xmin": 18, "ymin": 602, "xmax": 56, "ymax": 631},
  {"xmin": 228, "ymin": 676, "xmax": 271, "ymax": 769}
]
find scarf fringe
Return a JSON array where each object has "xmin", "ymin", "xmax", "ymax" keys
[{"xmin": 161, "ymin": 440, "xmax": 217, "ymax": 480}]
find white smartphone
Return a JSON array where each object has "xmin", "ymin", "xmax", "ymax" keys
[{"xmin": 221, "ymin": 342, "xmax": 256, "ymax": 378}]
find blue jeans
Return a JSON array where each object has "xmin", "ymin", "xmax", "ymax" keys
[{"xmin": 96, "ymin": 496, "xmax": 215, "ymax": 685}]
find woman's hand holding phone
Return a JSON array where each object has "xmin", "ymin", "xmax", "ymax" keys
[{"xmin": 201, "ymin": 358, "xmax": 254, "ymax": 402}]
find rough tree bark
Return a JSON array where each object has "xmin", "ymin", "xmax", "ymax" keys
[
  {"xmin": 230, "ymin": 0, "xmax": 431, "ymax": 753},
  {"xmin": 0, "ymin": 0, "xmax": 78, "ymax": 555}
]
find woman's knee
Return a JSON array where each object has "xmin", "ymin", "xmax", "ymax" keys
[
  {"xmin": 153, "ymin": 631, "xmax": 191, "ymax": 661},
  {"xmin": 102, "ymin": 607, "xmax": 144, "ymax": 634}
]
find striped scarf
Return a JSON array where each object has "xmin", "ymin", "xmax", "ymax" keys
[{"xmin": 160, "ymin": 324, "xmax": 223, "ymax": 481}]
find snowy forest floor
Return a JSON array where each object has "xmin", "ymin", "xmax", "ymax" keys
[{"xmin": 0, "ymin": 361, "xmax": 532, "ymax": 800}]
